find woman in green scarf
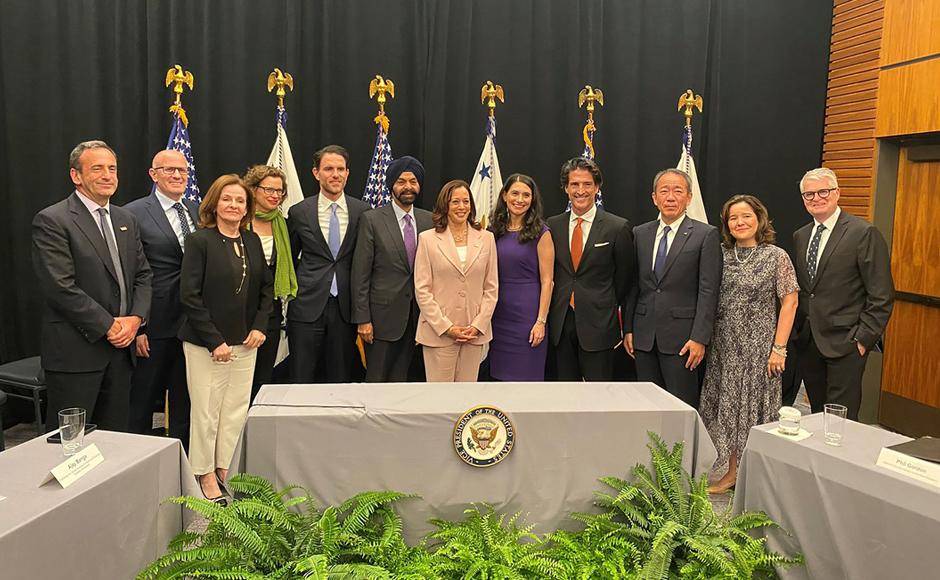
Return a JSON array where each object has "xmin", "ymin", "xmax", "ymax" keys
[{"xmin": 244, "ymin": 165, "xmax": 298, "ymax": 402}]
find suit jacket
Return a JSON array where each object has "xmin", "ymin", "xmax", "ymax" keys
[
  {"xmin": 123, "ymin": 192, "xmax": 199, "ymax": 339},
  {"xmin": 178, "ymin": 228, "xmax": 274, "ymax": 351},
  {"xmin": 350, "ymin": 204, "xmax": 433, "ymax": 341},
  {"xmin": 793, "ymin": 209, "xmax": 894, "ymax": 358},
  {"xmin": 547, "ymin": 209, "xmax": 635, "ymax": 352},
  {"xmin": 287, "ymin": 194, "xmax": 369, "ymax": 323},
  {"xmin": 623, "ymin": 217, "xmax": 722, "ymax": 355},
  {"xmin": 32, "ymin": 192, "xmax": 153, "ymax": 372},
  {"xmin": 414, "ymin": 227, "xmax": 499, "ymax": 347}
]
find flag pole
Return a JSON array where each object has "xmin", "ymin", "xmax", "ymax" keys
[
  {"xmin": 578, "ymin": 85, "xmax": 604, "ymax": 159},
  {"xmin": 165, "ymin": 64, "xmax": 194, "ymax": 127},
  {"xmin": 676, "ymin": 89, "xmax": 708, "ymax": 224}
]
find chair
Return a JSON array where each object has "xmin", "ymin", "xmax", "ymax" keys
[
  {"xmin": 0, "ymin": 356, "xmax": 46, "ymax": 437},
  {"xmin": 0, "ymin": 388, "xmax": 7, "ymax": 451}
]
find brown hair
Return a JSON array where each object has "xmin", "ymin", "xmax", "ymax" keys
[
  {"xmin": 719, "ymin": 194, "xmax": 776, "ymax": 248},
  {"xmin": 199, "ymin": 174, "xmax": 254, "ymax": 230},
  {"xmin": 432, "ymin": 179, "xmax": 481, "ymax": 232},
  {"xmin": 312, "ymin": 144, "xmax": 350, "ymax": 169},
  {"xmin": 243, "ymin": 164, "xmax": 288, "ymax": 205}
]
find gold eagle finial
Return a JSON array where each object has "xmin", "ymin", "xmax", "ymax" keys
[
  {"xmin": 579, "ymin": 85, "xmax": 604, "ymax": 158},
  {"xmin": 369, "ymin": 75, "xmax": 395, "ymax": 133},
  {"xmin": 480, "ymin": 81, "xmax": 505, "ymax": 118},
  {"xmin": 677, "ymin": 89, "xmax": 703, "ymax": 128},
  {"xmin": 165, "ymin": 65, "xmax": 194, "ymax": 127},
  {"xmin": 267, "ymin": 68, "xmax": 294, "ymax": 108}
]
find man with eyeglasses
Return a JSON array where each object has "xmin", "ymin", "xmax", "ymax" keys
[
  {"xmin": 793, "ymin": 167, "xmax": 894, "ymax": 420},
  {"xmin": 123, "ymin": 149, "xmax": 199, "ymax": 446},
  {"xmin": 32, "ymin": 140, "xmax": 152, "ymax": 432}
]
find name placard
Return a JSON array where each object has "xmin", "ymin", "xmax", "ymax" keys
[
  {"xmin": 39, "ymin": 444, "xmax": 105, "ymax": 489},
  {"xmin": 876, "ymin": 447, "xmax": 940, "ymax": 489}
]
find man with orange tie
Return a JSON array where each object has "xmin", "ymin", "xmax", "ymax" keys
[{"xmin": 547, "ymin": 157, "xmax": 635, "ymax": 380}]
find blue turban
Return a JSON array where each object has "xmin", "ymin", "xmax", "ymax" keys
[{"xmin": 385, "ymin": 156, "xmax": 425, "ymax": 193}]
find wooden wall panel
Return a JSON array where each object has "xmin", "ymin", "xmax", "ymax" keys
[
  {"xmin": 881, "ymin": 301, "xmax": 940, "ymax": 408},
  {"xmin": 890, "ymin": 149, "xmax": 940, "ymax": 297},
  {"xmin": 881, "ymin": 0, "xmax": 940, "ymax": 66},
  {"xmin": 822, "ymin": 0, "xmax": 884, "ymax": 221},
  {"xmin": 875, "ymin": 58, "xmax": 940, "ymax": 137}
]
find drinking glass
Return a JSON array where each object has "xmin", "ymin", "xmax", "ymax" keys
[
  {"xmin": 58, "ymin": 407, "xmax": 86, "ymax": 456},
  {"xmin": 823, "ymin": 404, "xmax": 847, "ymax": 446},
  {"xmin": 778, "ymin": 406, "xmax": 801, "ymax": 436}
]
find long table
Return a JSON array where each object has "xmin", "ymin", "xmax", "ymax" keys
[
  {"xmin": 231, "ymin": 382, "xmax": 717, "ymax": 541},
  {"xmin": 0, "ymin": 430, "xmax": 198, "ymax": 579},
  {"xmin": 733, "ymin": 413, "xmax": 940, "ymax": 580}
]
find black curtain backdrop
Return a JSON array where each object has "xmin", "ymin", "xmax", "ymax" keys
[{"xmin": 0, "ymin": 0, "xmax": 831, "ymax": 361}]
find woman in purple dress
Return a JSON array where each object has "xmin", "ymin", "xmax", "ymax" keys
[{"xmin": 487, "ymin": 174, "xmax": 555, "ymax": 380}]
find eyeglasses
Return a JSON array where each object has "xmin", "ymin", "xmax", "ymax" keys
[
  {"xmin": 153, "ymin": 166, "xmax": 190, "ymax": 176},
  {"xmin": 255, "ymin": 186, "xmax": 285, "ymax": 197},
  {"xmin": 801, "ymin": 188, "xmax": 835, "ymax": 201}
]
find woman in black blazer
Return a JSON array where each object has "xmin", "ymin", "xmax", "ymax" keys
[
  {"xmin": 179, "ymin": 174, "xmax": 273, "ymax": 503},
  {"xmin": 243, "ymin": 165, "xmax": 297, "ymax": 402}
]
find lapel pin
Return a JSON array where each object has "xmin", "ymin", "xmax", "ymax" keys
[{"xmin": 119, "ymin": 226, "xmax": 128, "ymax": 231}]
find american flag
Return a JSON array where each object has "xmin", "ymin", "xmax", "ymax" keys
[
  {"xmin": 166, "ymin": 111, "xmax": 200, "ymax": 203},
  {"xmin": 362, "ymin": 125, "xmax": 393, "ymax": 208}
]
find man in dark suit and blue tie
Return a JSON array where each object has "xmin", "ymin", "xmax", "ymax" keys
[
  {"xmin": 123, "ymin": 149, "xmax": 199, "ymax": 445},
  {"xmin": 351, "ymin": 156, "xmax": 433, "ymax": 382},
  {"xmin": 287, "ymin": 145, "xmax": 369, "ymax": 382},
  {"xmin": 32, "ymin": 140, "xmax": 152, "ymax": 432},
  {"xmin": 624, "ymin": 168, "xmax": 722, "ymax": 408},
  {"xmin": 793, "ymin": 167, "xmax": 894, "ymax": 420}
]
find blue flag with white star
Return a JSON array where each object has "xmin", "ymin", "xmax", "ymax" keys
[
  {"xmin": 362, "ymin": 126, "xmax": 393, "ymax": 208},
  {"xmin": 469, "ymin": 117, "xmax": 502, "ymax": 225},
  {"xmin": 165, "ymin": 111, "xmax": 200, "ymax": 202}
]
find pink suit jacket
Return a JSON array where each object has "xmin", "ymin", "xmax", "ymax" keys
[{"xmin": 414, "ymin": 226, "xmax": 499, "ymax": 347}]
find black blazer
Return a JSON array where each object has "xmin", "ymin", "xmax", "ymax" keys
[
  {"xmin": 547, "ymin": 209, "xmax": 635, "ymax": 352},
  {"xmin": 287, "ymin": 194, "xmax": 368, "ymax": 323},
  {"xmin": 178, "ymin": 228, "xmax": 273, "ymax": 352},
  {"xmin": 350, "ymin": 204, "xmax": 434, "ymax": 341},
  {"xmin": 123, "ymin": 192, "xmax": 199, "ymax": 339},
  {"xmin": 32, "ymin": 192, "xmax": 152, "ymax": 372},
  {"xmin": 793, "ymin": 209, "xmax": 894, "ymax": 358},
  {"xmin": 623, "ymin": 217, "xmax": 722, "ymax": 355}
]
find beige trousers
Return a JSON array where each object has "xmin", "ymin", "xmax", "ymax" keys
[
  {"xmin": 423, "ymin": 343, "xmax": 484, "ymax": 382},
  {"xmin": 183, "ymin": 342, "xmax": 257, "ymax": 475}
]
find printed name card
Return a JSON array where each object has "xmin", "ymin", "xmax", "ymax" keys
[
  {"xmin": 39, "ymin": 444, "xmax": 105, "ymax": 489},
  {"xmin": 876, "ymin": 447, "xmax": 940, "ymax": 489}
]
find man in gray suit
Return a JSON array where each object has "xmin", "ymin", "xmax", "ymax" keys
[
  {"xmin": 793, "ymin": 167, "xmax": 894, "ymax": 420},
  {"xmin": 624, "ymin": 168, "xmax": 721, "ymax": 407},
  {"xmin": 351, "ymin": 156, "xmax": 433, "ymax": 382},
  {"xmin": 32, "ymin": 140, "xmax": 152, "ymax": 431}
]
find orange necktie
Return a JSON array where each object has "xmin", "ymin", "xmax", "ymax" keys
[{"xmin": 570, "ymin": 218, "xmax": 583, "ymax": 307}]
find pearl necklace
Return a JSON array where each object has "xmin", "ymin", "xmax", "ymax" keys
[{"xmin": 733, "ymin": 244, "xmax": 758, "ymax": 265}]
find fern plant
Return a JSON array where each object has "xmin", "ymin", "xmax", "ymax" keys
[
  {"xmin": 551, "ymin": 433, "xmax": 803, "ymax": 579},
  {"xmin": 428, "ymin": 505, "xmax": 565, "ymax": 579},
  {"xmin": 136, "ymin": 474, "xmax": 420, "ymax": 580}
]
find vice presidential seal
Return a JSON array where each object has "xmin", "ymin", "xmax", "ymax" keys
[{"xmin": 453, "ymin": 406, "xmax": 515, "ymax": 467}]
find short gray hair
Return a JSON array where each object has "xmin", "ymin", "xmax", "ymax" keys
[
  {"xmin": 799, "ymin": 167, "xmax": 838, "ymax": 191},
  {"xmin": 652, "ymin": 168, "xmax": 692, "ymax": 192},
  {"xmin": 69, "ymin": 140, "xmax": 116, "ymax": 171}
]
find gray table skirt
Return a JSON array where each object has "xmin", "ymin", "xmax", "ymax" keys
[
  {"xmin": 232, "ymin": 381, "xmax": 717, "ymax": 541},
  {"xmin": 733, "ymin": 413, "xmax": 940, "ymax": 580},
  {"xmin": 0, "ymin": 430, "xmax": 198, "ymax": 579}
]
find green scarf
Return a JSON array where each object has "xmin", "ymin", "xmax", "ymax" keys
[{"xmin": 254, "ymin": 207, "xmax": 298, "ymax": 302}]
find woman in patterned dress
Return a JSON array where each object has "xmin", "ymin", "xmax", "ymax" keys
[{"xmin": 700, "ymin": 195, "xmax": 799, "ymax": 494}]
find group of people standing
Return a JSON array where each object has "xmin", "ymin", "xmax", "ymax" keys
[{"xmin": 32, "ymin": 139, "xmax": 894, "ymax": 501}]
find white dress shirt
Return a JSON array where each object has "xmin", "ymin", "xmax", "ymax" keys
[
  {"xmin": 155, "ymin": 188, "xmax": 195, "ymax": 249},
  {"xmin": 651, "ymin": 213, "xmax": 687, "ymax": 270},
  {"xmin": 568, "ymin": 203, "xmax": 597, "ymax": 251},
  {"xmin": 76, "ymin": 190, "xmax": 118, "ymax": 242},
  {"xmin": 806, "ymin": 206, "xmax": 842, "ymax": 262},
  {"xmin": 392, "ymin": 201, "xmax": 417, "ymax": 247},
  {"xmin": 318, "ymin": 192, "xmax": 349, "ymax": 246}
]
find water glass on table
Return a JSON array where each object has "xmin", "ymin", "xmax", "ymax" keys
[
  {"xmin": 58, "ymin": 407, "xmax": 86, "ymax": 456},
  {"xmin": 823, "ymin": 403, "xmax": 847, "ymax": 446}
]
